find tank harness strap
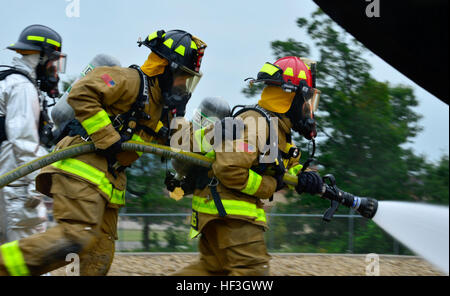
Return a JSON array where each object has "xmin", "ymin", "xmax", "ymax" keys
[
  {"xmin": 208, "ymin": 178, "xmax": 227, "ymax": 217},
  {"xmin": 201, "ymin": 104, "xmax": 276, "ymax": 216}
]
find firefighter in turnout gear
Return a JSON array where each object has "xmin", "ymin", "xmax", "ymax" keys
[
  {"xmin": 0, "ymin": 24, "xmax": 66, "ymax": 246},
  {"xmin": 173, "ymin": 56, "xmax": 323, "ymax": 276},
  {"xmin": 0, "ymin": 29, "xmax": 207, "ymax": 276}
]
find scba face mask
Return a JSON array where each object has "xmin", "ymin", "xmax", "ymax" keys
[
  {"xmin": 163, "ymin": 65, "xmax": 202, "ymax": 117},
  {"xmin": 287, "ymin": 84, "xmax": 320, "ymax": 140},
  {"xmin": 36, "ymin": 53, "xmax": 67, "ymax": 98}
]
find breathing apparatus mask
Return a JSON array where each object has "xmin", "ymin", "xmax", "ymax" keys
[
  {"xmin": 36, "ymin": 50, "xmax": 67, "ymax": 98},
  {"xmin": 286, "ymin": 80, "xmax": 320, "ymax": 140},
  {"xmin": 161, "ymin": 62, "xmax": 202, "ymax": 117}
]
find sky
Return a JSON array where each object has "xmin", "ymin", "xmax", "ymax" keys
[{"xmin": 1, "ymin": 0, "xmax": 448, "ymax": 163}]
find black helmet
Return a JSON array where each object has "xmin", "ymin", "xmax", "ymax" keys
[
  {"xmin": 8, "ymin": 25, "xmax": 66, "ymax": 98},
  {"xmin": 139, "ymin": 29, "xmax": 206, "ymax": 77},
  {"xmin": 7, "ymin": 24, "xmax": 62, "ymax": 57}
]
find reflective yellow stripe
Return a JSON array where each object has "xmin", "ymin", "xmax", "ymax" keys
[
  {"xmin": 298, "ymin": 70, "xmax": 307, "ymax": 79},
  {"xmin": 131, "ymin": 134, "xmax": 146, "ymax": 156},
  {"xmin": 284, "ymin": 67, "xmax": 294, "ymax": 77},
  {"xmin": 241, "ymin": 169, "xmax": 262, "ymax": 195},
  {"xmin": 194, "ymin": 128, "xmax": 213, "ymax": 154},
  {"xmin": 163, "ymin": 38, "xmax": 174, "ymax": 48},
  {"xmin": 148, "ymin": 31, "xmax": 158, "ymax": 41},
  {"xmin": 175, "ymin": 45, "xmax": 185, "ymax": 56},
  {"xmin": 46, "ymin": 38, "xmax": 61, "ymax": 47},
  {"xmin": 154, "ymin": 121, "xmax": 164, "ymax": 133},
  {"xmin": 110, "ymin": 188, "xmax": 125, "ymax": 205},
  {"xmin": 288, "ymin": 164, "xmax": 303, "ymax": 176},
  {"xmin": 192, "ymin": 196, "xmax": 266, "ymax": 222},
  {"xmin": 260, "ymin": 63, "xmax": 279, "ymax": 76},
  {"xmin": 204, "ymin": 150, "xmax": 216, "ymax": 160},
  {"xmin": 189, "ymin": 227, "xmax": 200, "ymax": 239},
  {"xmin": 81, "ymin": 110, "xmax": 112, "ymax": 135},
  {"xmin": 0, "ymin": 241, "xmax": 30, "ymax": 276},
  {"xmin": 191, "ymin": 41, "xmax": 198, "ymax": 50},
  {"xmin": 27, "ymin": 35, "xmax": 45, "ymax": 42},
  {"xmin": 51, "ymin": 158, "xmax": 125, "ymax": 205}
]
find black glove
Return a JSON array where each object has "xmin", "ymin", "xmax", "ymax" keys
[
  {"xmin": 96, "ymin": 135, "xmax": 126, "ymax": 159},
  {"xmin": 274, "ymin": 174, "xmax": 285, "ymax": 192},
  {"xmin": 296, "ymin": 171, "xmax": 324, "ymax": 195},
  {"xmin": 96, "ymin": 135, "xmax": 127, "ymax": 177},
  {"xmin": 165, "ymin": 171, "xmax": 180, "ymax": 192}
]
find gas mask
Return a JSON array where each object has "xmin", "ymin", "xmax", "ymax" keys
[
  {"xmin": 161, "ymin": 64, "xmax": 201, "ymax": 117},
  {"xmin": 36, "ymin": 52, "xmax": 67, "ymax": 98},
  {"xmin": 286, "ymin": 80, "xmax": 320, "ymax": 140}
]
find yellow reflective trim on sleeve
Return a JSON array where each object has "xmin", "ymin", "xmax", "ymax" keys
[
  {"xmin": 192, "ymin": 196, "xmax": 266, "ymax": 223},
  {"xmin": 163, "ymin": 38, "xmax": 174, "ymax": 48},
  {"xmin": 131, "ymin": 133, "xmax": 146, "ymax": 156},
  {"xmin": 46, "ymin": 38, "xmax": 61, "ymax": 47},
  {"xmin": 191, "ymin": 41, "xmax": 198, "ymax": 50},
  {"xmin": 241, "ymin": 169, "xmax": 263, "ymax": 195},
  {"xmin": 0, "ymin": 240, "xmax": 30, "ymax": 276},
  {"xmin": 194, "ymin": 128, "xmax": 213, "ymax": 154},
  {"xmin": 175, "ymin": 45, "xmax": 186, "ymax": 56},
  {"xmin": 155, "ymin": 121, "xmax": 164, "ymax": 133},
  {"xmin": 51, "ymin": 158, "xmax": 125, "ymax": 205},
  {"xmin": 27, "ymin": 35, "xmax": 45, "ymax": 42},
  {"xmin": 189, "ymin": 227, "xmax": 200, "ymax": 239},
  {"xmin": 288, "ymin": 164, "xmax": 303, "ymax": 176},
  {"xmin": 81, "ymin": 110, "xmax": 112, "ymax": 135},
  {"xmin": 148, "ymin": 31, "xmax": 158, "ymax": 41},
  {"xmin": 298, "ymin": 70, "xmax": 307, "ymax": 79},
  {"xmin": 260, "ymin": 63, "xmax": 279, "ymax": 76},
  {"xmin": 110, "ymin": 188, "xmax": 125, "ymax": 205},
  {"xmin": 204, "ymin": 150, "xmax": 216, "ymax": 160},
  {"xmin": 284, "ymin": 67, "xmax": 294, "ymax": 77}
]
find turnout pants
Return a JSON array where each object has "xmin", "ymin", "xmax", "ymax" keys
[
  {"xmin": 173, "ymin": 219, "xmax": 271, "ymax": 276},
  {"xmin": 0, "ymin": 174, "xmax": 118, "ymax": 276}
]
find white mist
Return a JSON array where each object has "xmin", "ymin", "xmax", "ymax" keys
[{"xmin": 372, "ymin": 201, "xmax": 449, "ymax": 275}]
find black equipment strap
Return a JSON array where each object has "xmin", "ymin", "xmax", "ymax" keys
[
  {"xmin": 0, "ymin": 116, "xmax": 6, "ymax": 144},
  {"xmin": 0, "ymin": 66, "xmax": 36, "ymax": 85},
  {"xmin": 209, "ymin": 180, "xmax": 227, "ymax": 217}
]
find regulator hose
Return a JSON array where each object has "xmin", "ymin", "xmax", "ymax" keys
[{"xmin": 0, "ymin": 140, "xmax": 299, "ymax": 189}]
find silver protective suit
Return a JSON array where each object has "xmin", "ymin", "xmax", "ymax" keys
[{"xmin": 0, "ymin": 55, "xmax": 49, "ymax": 244}]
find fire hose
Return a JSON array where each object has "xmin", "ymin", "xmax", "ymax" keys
[{"xmin": 0, "ymin": 141, "xmax": 378, "ymax": 221}]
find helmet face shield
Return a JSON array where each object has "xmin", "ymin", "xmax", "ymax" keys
[
  {"xmin": 302, "ymin": 87, "xmax": 321, "ymax": 119},
  {"xmin": 170, "ymin": 68, "xmax": 202, "ymax": 98},
  {"xmin": 48, "ymin": 53, "xmax": 67, "ymax": 74},
  {"xmin": 163, "ymin": 69, "xmax": 202, "ymax": 117}
]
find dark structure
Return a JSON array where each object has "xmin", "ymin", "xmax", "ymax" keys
[{"xmin": 314, "ymin": 0, "xmax": 448, "ymax": 104}]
